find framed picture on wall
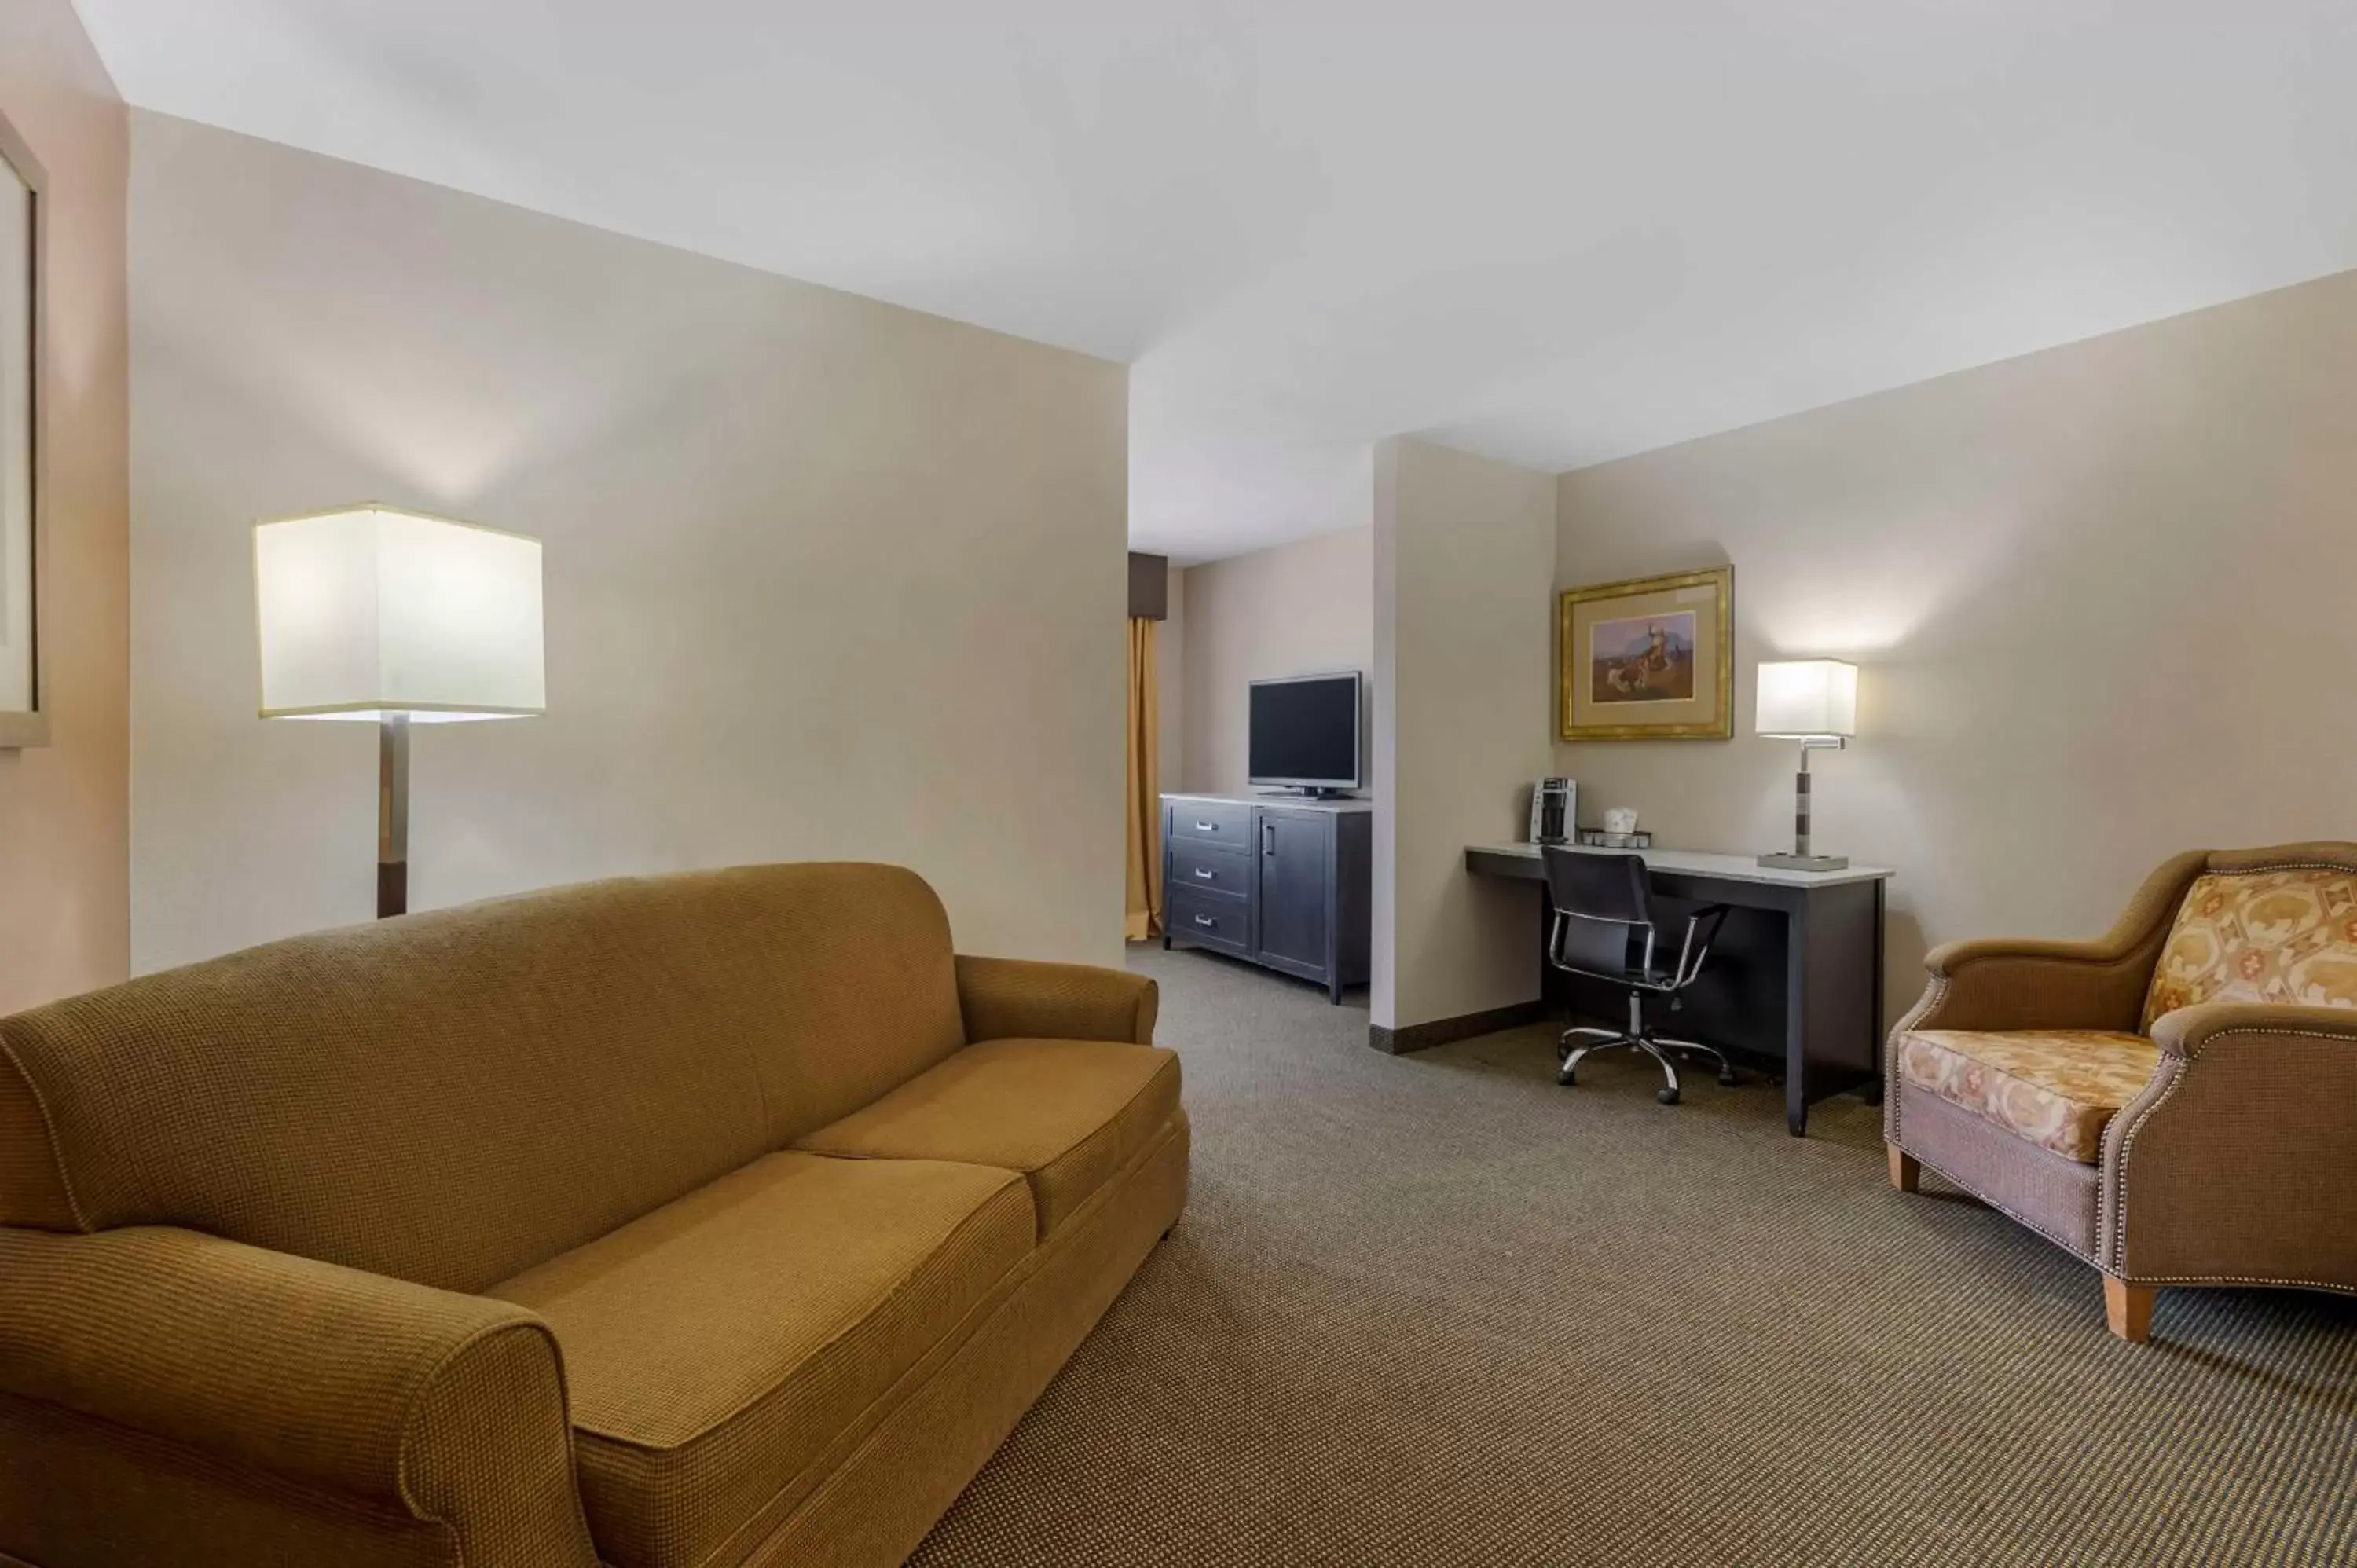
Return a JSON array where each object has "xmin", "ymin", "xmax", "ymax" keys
[
  {"xmin": 0, "ymin": 107, "xmax": 43, "ymax": 749},
  {"xmin": 1557, "ymin": 566, "xmax": 1733, "ymax": 740}
]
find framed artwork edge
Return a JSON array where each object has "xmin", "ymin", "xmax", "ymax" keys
[
  {"xmin": 1556, "ymin": 565, "xmax": 1734, "ymax": 742},
  {"xmin": 0, "ymin": 100, "xmax": 46, "ymax": 751}
]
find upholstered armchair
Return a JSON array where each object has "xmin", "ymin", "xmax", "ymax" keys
[{"xmin": 1884, "ymin": 844, "xmax": 2357, "ymax": 1342}]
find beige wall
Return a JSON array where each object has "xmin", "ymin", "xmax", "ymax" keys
[
  {"xmin": 1177, "ymin": 525, "xmax": 1372, "ymax": 797},
  {"xmin": 130, "ymin": 114, "xmax": 1127, "ymax": 973},
  {"xmin": 1556, "ymin": 267, "xmax": 2357, "ymax": 1013},
  {"xmin": 0, "ymin": 5, "xmax": 129, "ymax": 1013},
  {"xmin": 1374, "ymin": 438, "xmax": 1556, "ymax": 1030}
]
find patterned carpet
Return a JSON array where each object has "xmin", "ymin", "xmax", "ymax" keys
[{"xmin": 910, "ymin": 944, "xmax": 2357, "ymax": 1567}]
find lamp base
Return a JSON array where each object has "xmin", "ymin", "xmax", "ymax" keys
[
  {"xmin": 1758, "ymin": 852, "xmax": 1849, "ymax": 872},
  {"xmin": 377, "ymin": 860, "xmax": 407, "ymax": 920}
]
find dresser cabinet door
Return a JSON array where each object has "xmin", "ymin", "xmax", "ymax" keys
[{"xmin": 1255, "ymin": 810, "xmax": 1330, "ymax": 979}]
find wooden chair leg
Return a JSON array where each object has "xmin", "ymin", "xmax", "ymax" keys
[
  {"xmin": 1886, "ymin": 1145, "xmax": 1920, "ymax": 1193},
  {"xmin": 2103, "ymin": 1276, "xmax": 2154, "ymax": 1343}
]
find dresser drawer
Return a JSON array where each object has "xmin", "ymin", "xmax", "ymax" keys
[
  {"xmin": 1167, "ymin": 886, "xmax": 1253, "ymax": 957},
  {"xmin": 1167, "ymin": 799, "xmax": 1254, "ymax": 855},
  {"xmin": 1170, "ymin": 843, "xmax": 1254, "ymax": 899}
]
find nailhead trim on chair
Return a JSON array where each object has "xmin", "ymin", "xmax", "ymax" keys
[
  {"xmin": 2104, "ymin": 1022, "xmax": 2357, "ymax": 1292},
  {"xmin": 1906, "ymin": 1146, "xmax": 2096, "ymax": 1264},
  {"xmin": 1882, "ymin": 976, "xmax": 1948, "ymax": 1149},
  {"xmin": 2096, "ymin": 1059, "xmax": 2180, "ymax": 1273}
]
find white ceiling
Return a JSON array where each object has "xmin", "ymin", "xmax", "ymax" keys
[{"xmin": 75, "ymin": 0, "xmax": 2357, "ymax": 562}]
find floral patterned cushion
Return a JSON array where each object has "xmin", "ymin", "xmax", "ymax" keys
[
  {"xmin": 1898, "ymin": 1029, "xmax": 2160, "ymax": 1163},
  {"xmin": 2143, "ymin": 869, "xmax": 2357, "ymax": 1031}
]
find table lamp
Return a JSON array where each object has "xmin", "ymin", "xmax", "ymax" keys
[
  {"xmin": 255, "ymin": 505, "xmax": 546, "ymax": 917},
  {"xmin": 1754, "ymin": 658, "xmax": 1857, "ymax": 872}
]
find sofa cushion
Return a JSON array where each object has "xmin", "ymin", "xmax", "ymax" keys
[
  {"xmin": 1897, "ymin": 1029, "xmax": 2159, "ymax": 1163},
  {"xmin": 790, "ymin": 1039, "xmax": 1181, "ymax": 1240},
  {"xmin": 489, "ymin": 1152, "xmax": 1033, "ymax": 1568},
  {"xmin": 2143, "ymin": 867, "xmax": 2357, "ymax": 1031}
]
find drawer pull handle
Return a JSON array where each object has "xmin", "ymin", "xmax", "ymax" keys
[
  {"xmin": 1193, "ymin": 914, "xmax": 1215, "ymax": 928},
  {"xmin": 1193, "ymin": 868, "xmax": 1215, "ymax": 880},
  {"xmin": 1194, "ymin": 821, "xmax": 1217, "ymax": 831}
]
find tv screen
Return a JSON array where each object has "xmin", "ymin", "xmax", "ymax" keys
[{"xmin": 1248, "ymin": 672, "xmax": 1362, "ymax": 790}]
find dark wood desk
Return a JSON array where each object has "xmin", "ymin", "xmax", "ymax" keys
[{"xmin": 1464, "ymin": 843, "xmax": 1893, "ymax": 1137}]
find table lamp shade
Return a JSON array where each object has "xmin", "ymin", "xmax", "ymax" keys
[
  {"xmin": 1754, "ymin": 659, "xmax": 1857, "ymax": 741},
  {"xmin": 255, "ymin": 506, "xmax": 545, "ymax": 720}
]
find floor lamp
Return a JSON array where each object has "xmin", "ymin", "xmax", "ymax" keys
[{"xmin": 255, "ymin": 505, "xmax": 547, "ymax": 918}]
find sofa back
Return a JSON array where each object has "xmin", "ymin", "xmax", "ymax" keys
[
  {"xmin": 0, "ymin": 863, "xmax": 967, "ymax": 1292},
  {"xmin": 2143, "ymin": 845, "xmax": 2357, "ymax": 1031}
]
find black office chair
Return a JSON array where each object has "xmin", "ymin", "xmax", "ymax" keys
[{"xmin": 1541, "ymin": 847, "xmax": 1738, "ymax": 1105}]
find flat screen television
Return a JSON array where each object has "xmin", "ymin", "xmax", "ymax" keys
[{"xmin": 1248, "ymin": 671, "xmax": 1362, "ymax": 796}]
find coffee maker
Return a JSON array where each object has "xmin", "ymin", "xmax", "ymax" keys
[{"xmin": 1527, "ymin": 778, "xmax": 1575, "ymax": 845}]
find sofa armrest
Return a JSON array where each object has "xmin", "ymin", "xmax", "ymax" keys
[
  {"xmin": 0, "ymin": 1225, "xmax": 598, "ymax": 1566},
  {"xmin": 2097, "ymin": 1002, "xmax": 2357, "ymax": 1287},
  {"xmin": 955, "ymin": 954, "xmax": 1159, "ymax": 1045}
]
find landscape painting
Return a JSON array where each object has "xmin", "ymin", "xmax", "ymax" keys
[{"xmin": 1589, "ymin": 611, "xmax": 1695, "ymax": 704}]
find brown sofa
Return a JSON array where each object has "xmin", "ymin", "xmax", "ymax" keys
[
  {"xmin": 0, "ymin": 863, "xmax": 1187, "ymax": 1568},
  {"xmin": 1885, "ymin": 843, "xmax": 2357, "ymax": 1341}
]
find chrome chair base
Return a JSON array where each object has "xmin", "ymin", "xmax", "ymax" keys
[{"xmin": 1556, "ymin": 1022, "xmax": 1741, "ymax": 1105}]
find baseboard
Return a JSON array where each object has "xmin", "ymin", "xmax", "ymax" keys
[{"xmin": 1367, "ymin": 998, "xmax": 1548, "ymax": 1055}]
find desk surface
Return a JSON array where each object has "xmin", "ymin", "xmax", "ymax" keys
[{"xmin": 1465, "ymin": 840, "xmax": 1894, "ymax": 889}]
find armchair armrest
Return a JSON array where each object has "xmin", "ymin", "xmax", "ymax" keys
[
  {"xmin": 2146, "ymin": 1001, "xmax": 2357, "ymax": 1058},
  {"xmin": 1901, "ymin": 937, "xmax": 2161, "ymax": 1035},
  {"xmin": 955, "ymin": 954, "xmax": 1159, "ymax": 1045},
  {"xmin": 1895, "ymin": 849, "xmax": 2209, "ymax": 1036},
  {"xmin": 2098, "ymin": 1002, "xmax": 2357, "ymax": 1288},
  {"xmin": 0, "ymin": 1225, "xmax": 597, "ymax": 1566}
]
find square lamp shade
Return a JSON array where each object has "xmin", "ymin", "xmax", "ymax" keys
[
  {"xmin": 1754, "ymin": 659, "xmax": 1857, "ymax": 742},
  {"xmin": 255, "ymin": 506, "xmax": 545, "ymax": 720}
]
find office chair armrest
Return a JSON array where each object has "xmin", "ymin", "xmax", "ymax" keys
[
  {"xmin": 1673, "ymin": 904, "xmax": 1731, "ymax": 987},
  {"xmin": 2097, "ymin": 1003, "xmax": 2357, "ymax": 1288}
]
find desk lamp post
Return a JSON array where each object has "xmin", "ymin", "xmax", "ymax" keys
[{"xmin": 1754, "ymin": 658, "xmax": 1857, "ymax": 873}]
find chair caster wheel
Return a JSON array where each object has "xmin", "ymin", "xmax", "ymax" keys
[
  {"xmin": 1717, "ymin": 1072, "xmax": 1740, "ymax": 1088},
  {"xmin": 1558, "ymin": 1072, "xmax": 1577, "ymax": 1088},
  {"xmin": 1656, "ymin": 1087, "xmax": 1680, "ymax": 1105}
]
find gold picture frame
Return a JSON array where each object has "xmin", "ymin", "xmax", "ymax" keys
[{"xmin": 1557, "ymin": 566, "xmax": 1733, "ymax": 741}]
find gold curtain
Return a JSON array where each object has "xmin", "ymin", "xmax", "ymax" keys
[{"xmin": 1124, "ymin": 617, "xmax": 1162, "ymax": 942}]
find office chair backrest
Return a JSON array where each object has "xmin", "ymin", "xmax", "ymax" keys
[
  {"xmin": 1541, "ymin": 848, "xmax": 1659, "ymax": 976},
  {"xmin": 1541, "ymin": 848, "xmax": 1655, "ymax": 928}
]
